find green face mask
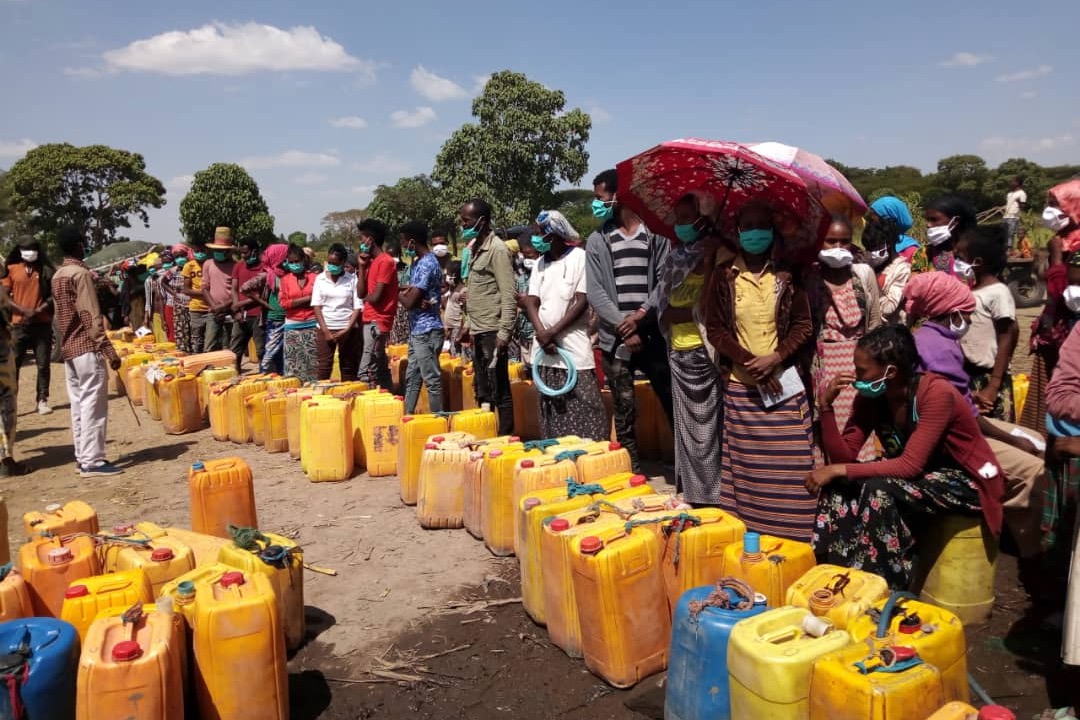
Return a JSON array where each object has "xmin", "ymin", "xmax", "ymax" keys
[
  {"xmin": 213, "ymin": 251, "xmax": 228, "ymax": 262},
  {"xmin": 284, "ymin": 261, "xmax": 305, "ymax": 274},
  {"xmin": 193, "ymin": 252, "xmax": 208, "ymax": 262},
  {"xmin": 161, "ymin": 262, "xmax": 175, "ymax": 270},
  {"xmin": 326, "ymin": 263, "xmax": 343, "ymax": 275},
  {"xmin": 358, "ymin": 243, "xmax": 371, "ymax": 255},
  {"xmin": 592, "ymin": 199, "xmax": 615, "ymax": 221},
  {"xmin": 531, "ymin": 234, "xmax": 551, "ymax": 254},
  {"xmin": 245, "ymin": 256, "xmax": 259, "ymax": 267},
  {"xmin": 404, "ymin": 248, "xmax": 417, "ymax": 259},
  {"xmin": 460, "ymin": 218, "xmax": 482, "ymax": 241},
  {"xmin": 175, "ymin": 257, "xmax": 188, "ymax": 267}
]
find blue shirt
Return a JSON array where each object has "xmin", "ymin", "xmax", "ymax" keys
[{"xmin": 408, "ymin": 252, "xmax": 443, "ymax": 336}]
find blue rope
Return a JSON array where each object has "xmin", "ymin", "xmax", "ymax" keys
[
  {"xmin": 532, "ymin": 347, "xmax": 578, "ymax": 397},
  {"xmin": 523, "ymin": 439, "xmax": 558, "ymax": 451},
  {"xmin": 566, "ymin": 478, "xmax": 604, "ymax": 497},
  {"xmin": 553, "ymin": 449, "xmax": 587, "ymax": 463}
]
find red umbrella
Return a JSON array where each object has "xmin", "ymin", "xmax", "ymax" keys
[{"xmin": 615, "ymin": 138, "xmax": 828, "ymax": 260}]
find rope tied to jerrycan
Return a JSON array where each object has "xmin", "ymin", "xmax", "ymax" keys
[
  {"xmin": 620, "ymin": 512, "xmax": 702, "ymax": 567},
  {"xmin": 688, "ymin": 577, "xmax": 757, "ymax": 617},
  {"xmin": 228, "ymin": 524, "xmax": 301, "ymax": 571},
  {"xmin": 565, "ymin": 477, "xmax": 604, "ymax": 498}
]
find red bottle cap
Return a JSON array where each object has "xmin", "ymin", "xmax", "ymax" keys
[
  {"xmin": 609, "ymin": 442, "xmax": 622, "ymax": 450},
  {"xmin": 424, "ymin": 443, "xmax": 438, "ymax": 450},
  {"xmin": 580, "ymin": 536, "xmax": 603, "ymax": 555},
  {"xmin": 111, "ymin": 640, "xmax": 143, "ymax": 662},
  {"xmin": 490, "ymin": 450, "xmax": 502, "ymax": 458},
  {"xmin": 509, "ymin": 436, "xmax": 520, "ymax": 442},
  {"xmin": 64, "ymin": 585, "xmax": 89, "ymax": 599},
  {"xmin": 112, "ymin": 523, "xmax": 135, "ymax": 534},
  {"xmin": 432, "ymin": 436, "xmax": 445, "ymax": 443},
  {"xmin": 978, "ymin": 707, "xmax": 1016, "ymax": 720},
  {"xmin": 521, "ymin": 460, "xmax": 535, "ymax": 469},
  {"xmin": 549, "ymin": 518, "xmax": 570, "ymax": 532},
  {"xmin": 629, "ymin": 475, "xmax": 647, "ymax": 487},
  {"xmin": 403, "ymin": 416, "xmax": 414, "ymax": 423},
  {"xmin": 47, "ymin": 547, "xmax": 73, "ymax": 565},
  {"xmin": 220, "ymin": 571, "xmax": 245, "ymax": 588},
  {"xmin": 524, "ymin": 498, "xmax": 541, "ymax": 510},
  {"xmin": 151, "ymin": 547, "xmax": 175, "ymax": 562}
]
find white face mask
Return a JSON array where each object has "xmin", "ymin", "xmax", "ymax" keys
[
  {"xmin": 818, "ymin": 247, "xmax": 854, "ymax": 269},
  {"xmin": 1064, "ymin": 285, "xmax": 1080, "ymax": 313},
  {"xmin": 1043, "ymin": 206, "xmax": 1070, "ymax": 232},
  {"xmin": 19, "ymin": 250, "xmax": 38, "ymax": 263},
  {"xmin": 949, "ymin": 314, "xmax": 970, "ymax": 337},
  {"xmin": 867, "ymin": 248, "xmax": 890, "ymax": 269},
  {"xmin": 953, "ymin": 258, "xmax": 975, "ymax": 282},
  {"xmin": 926, "ymin": 220, "xmax": 956, "ymax": 246},
  {"xmin": 522, "ymin": 258, "xmax": 537, "ymax": 271},
  {"xmin": 432, "ymin": 244, "xmax": 449, "ymax": 258}
]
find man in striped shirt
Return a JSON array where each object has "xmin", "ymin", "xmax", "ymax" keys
[{"xmin": 585, "ymin": 169, "xmax": 674, "ymax": 473}]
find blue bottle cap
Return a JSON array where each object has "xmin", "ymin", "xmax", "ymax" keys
[
  {"xmin": 191, "ymin": 462, "xmax": 205, "ymax": 471},
  {"xmin": 743, "ymin": 532, "xmax": 761, "ymax": 554},
  {"xmin": 177, "ymin": 580, "xmax": 195, "ymax": 596}
]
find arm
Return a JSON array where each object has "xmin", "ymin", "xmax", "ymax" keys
[
  {"xmin": 182, "ymin": 269, "xmax": 207, "ymax": 302},
  {"xmin": 879, "ymin": 260, "xmax": 910, "ymax": 319},
  {"xmin": 310, "ymin": 278, "xmax": 330, "ymax": 336},
  {"xmin": 491, "ymin": 244, "xmax": 518, "ymax": 344},
  {"xmin": 775, "ymin": 285, "xmax": 812, "ymax": 363},
  {"xmin": 399, "ymin": 286, "xmax": 423, "ymax": 310},
  {"xmin": 818, "ymin": 400, "xmax": 872, "ymax": 464},
  {"xmin": 548, "ymin": 293, "xmax": 589, "ymax": 339},
  {"xmin": 74, "ymin": 270, "xmax": 120, "ymax": 364},
  {"xmin": 860, "ymin": 266, "xmax": 883, "ymax": 330},
  {"xmin": 585, "ymin": 236, "xmax": 624, "ymax": 328},
  {"xmin": 975, "ymin": 316, "xmax": 1019, "ymax": 409},
  {"xmin": 640, "ymin": 232, "xmax": 671, "ymax": 321},
  {"xmin": 0, "ymin": 283, "xmax": 35, "ymax": 318}
]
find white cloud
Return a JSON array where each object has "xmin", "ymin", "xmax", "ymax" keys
[
  {"xmin": 167, "ymin": 174, "xmax": 194, "ymax": 191},
  {"xmin": 329, "ymin": 115, "xmax": 367, "ymax": 129},
  {"xmin": 97, "ymin": 22, "xmax": 375, "ymax": 78},
  {"xmin": 390, "ymin": 106, "xmax": 437, "ymax": 129},
  {"xmin": 352, "ymin": 154, "xmax": 411, "ymax": 174},
  {"xmin": 410, "ymin": 66, "xmax": 467, "ymax": 101},
  {"xmin": 239, "ymin": 150, "xmax": 341, "ymax": 170},
  {"xmin": 980, "ymin": 134, "xmax": 1075, "ymax": 155},
  {"xmin": 939, "ymin": 52, "xmax": 993, "ymax": 68},
  {"xmin": 995, "ymin": 64, "xmax": 1053, "ymax": 83},
  {"xmin": 293, "ymin": 172, "xmax": 328, "ymax": 186},
  {"xmin": 589, "ymin": 106, "xmax": 613, "ymax": 124},
  {"xmin": 472, "ymin": 74, "xmax": 491, "ymax": 93},
  {"xmin": 0, "ymin": 138, "xmax": 37, "ymax": 158}
]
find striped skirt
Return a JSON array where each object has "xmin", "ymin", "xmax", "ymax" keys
[
  {"xmin": 670, "ymin": 347, "xmax": 724, "ymax": 505},
  {"xmin": 812, "ymin": 338, "xmax": 876, "ymax": 462},
  {"xmin": 720, "ymin": 380, "xmax": 817, "ymax": 541}
]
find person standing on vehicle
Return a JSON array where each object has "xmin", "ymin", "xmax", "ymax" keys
[
  {"xmin": 0, "ymin": 238, "xmax": 54, "ymax": 414},
  {"xmin": 586, "ymin": 169, "xmax": 674, "ymax": 474},
  {"xmin": 1004, "ymin": 176, "xmax": 1027, "ymax": 252},
  {"xmin": 460, "ymin": 199, "xmax": 517, "ymax": 434}
]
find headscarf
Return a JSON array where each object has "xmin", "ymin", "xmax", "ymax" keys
[
  {"xmin": 903, "ymin": 271, "xmax": 975, "ymax": 319},
  {"xmin": 870, "ymin": 196, "xmax": 920, "ymax": 254},
  {"xmin": 535, "ymin": 210, "xmax": 580, "ymax": 242},
  {"xmin": 171, "ymin": 244, "xmax": 190, "ymax": 258},
  {"xmin": 1049, "ymin": 179, "xmax": 1080, "ymax": 254},
  {"xmin": 504, "ymin": 238, "xmax": 520, "ymax": 254},
  {"xmin": 262, "ymin": 243, "xmax": 290, "ymax": 279}
]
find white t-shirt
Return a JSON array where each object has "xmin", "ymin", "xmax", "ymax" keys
[
  {"xmin": 960, "ymin": 282, "xmax": 1016, "ymax": 370},
  {"xmin": 528, "ymin": 246, "xmax": 594, "ymax": 370},
  {"xmin": 311, "ymin": 271, "xmax": 361, "ymax": 330},
  {"xmin": 1005, "ymin": 189, "xmax": 1027, "ymax": 218}
]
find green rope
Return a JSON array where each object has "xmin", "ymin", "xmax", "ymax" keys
[
  {"xmin": 553, "ymin": 449, "xmax": 587, "ymax": 463},
  {"xmin": 0, "ymin": 563, "xmax": 11, "ymax": 582},
  {"xmin": 620, "ymin": 512, "xmax": 702, "ymax": 567},
  {"xmin": 228, "ymin": 525, "xmax": 270, "ymax": 552},
  {"xmin": 523, "ymin": 439, "xmax": 558, "ymax": 451},
  {"xmin": 566, "ymin": 477, "xmax": 604, "ymax": 498}
]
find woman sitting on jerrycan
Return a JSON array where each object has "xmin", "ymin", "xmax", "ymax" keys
[{"xmin": 806, "ymin": 324, "xmax": 1004, "ymax": 589}]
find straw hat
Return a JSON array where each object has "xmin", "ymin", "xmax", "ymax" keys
[{"xmin": 207, "ymin": 226, "xmax": 235, "ymax": 250}]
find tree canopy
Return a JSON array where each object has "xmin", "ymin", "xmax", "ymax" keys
[
  {"xmin": 432, "ymin": 70, "xmax": 592, "ymax": 225},
  {"xmin": 3, "ymin": 143, "xmax": 165, "ymax": 249},
  {"xmin": 366, "ymin": 174, "xmax": 451, "ymax": 238},
  {"xmin": 179, "ymin": 163, "xmax": 274, "ymax": 244}
]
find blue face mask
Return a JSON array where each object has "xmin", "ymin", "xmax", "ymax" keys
[
  {"xmin": 212, "ymin": 251, "xmax": 227, "ymax": 262},
  {"xmin": 853, "ymin": 365, "xmax": 893, "ymax": 398},
  {"xmin": 193, "ymin": 252, "xmax": 208, "ymax": 262},
  {"xmin": 326, "ymin": 263, "xmax": 343, "ymax": 275},
  {"xmin": 175, "ymin": 257, "xmax": 188, "ymax": 267},
  {"xmin": 245, "ymin": 256, "xmax": 259, "ymax": 267},
  {"xmin": 738, "ymin": 228, "xmax": 774, "ymax": 255},
  {"xmin": 531, "ymin": 234, "xmax": 551, "ymax": 254},
  {"xmin": 592, "ymin": 199, "xmax": 615, "ymax": 221},
  {"xmin": 460, "ymin": 219, "xmax": 482, "ymax": 241},
  {"xmin": 674, "ymin": 223, "xmax": 701, "ymax": 244},
  {"xmin": 284, "ymin": 261, "xmax": 305, "ymax": 274}
]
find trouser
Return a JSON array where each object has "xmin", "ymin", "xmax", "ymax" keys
[
  {"xmin": 315, "ymin": 325, "xmax": 362, "ymax": 381},
  {"xmin": 1004, "ymin": 217, "xmax": 1020, "ymax": 248},
  {"xmin": 64, "ymin": 352, "xmax": 109, "ymax": 468},
  {"xmin": 261, "ymin": 319, "xmax": 285, "ymax": 374},
  {"xmin": 204, "ymin": 314, "xmax": 233, "ymax": 352},
  {"xmin": 163, "ymin": 305, "xmax": 175, "ymax": 341},
  {"xmin": 406, "ymin": 328, "xmax": 445, "ymax": 414},
  {"xmin": 229, "ymin": 316, "xmax": 265, "ymax": 372},
  {"xmin": 0, "ymin": 334, "xmax": 16, "ymax": 460},
  {"xmin": 189, "ymin": 312, "xmax": 208, "ymax": 353},
  {"xmin": 602, "ymin": 331, "xmax": 675, "ymax": 473},
  {"xmin": 359, "ymin": 322, "xmax": 392, "ymax": 390},
  {"xmin": 12, "ymin": 322, "xmax": 52, "ymax": 402},
  {"xmin": 472, "ymin": 331, "xmax": 514, "ymax": 435}
]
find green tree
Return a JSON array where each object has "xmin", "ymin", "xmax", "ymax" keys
[
  {"xmin": 366, "ymin": 174, "xmax": 450, "ymax": 236},
  {"xmin": 287, "ymin": 231, "xmax": 307, "ymax": 245},
  {"xmin": 179, "ymin": 163, "xmax": 274, "ymax": 244},
  {"xmin": 0, "ymin": 170, "xmax": 33, "ymax": 251},
  {"xmin": 317, "ymin": 208, "xmax": 367, "ymax": 250},
  {"xmin": 984, "ymin": 158, "xmax": 1049, "ymax": 210},
  {"xmin": 932, "ymin": 154, "xmax": 990, "ymax": 205},
  {"xmin": 4, "ymin": 143, "xmax": 166, "ymax": 249},
  {"xmin": 432, "ymin": 70, "xmax": 591, "ymax": 224}
]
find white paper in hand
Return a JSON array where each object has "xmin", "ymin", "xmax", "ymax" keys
[{"xmin": 759, "ymin": 366, "xmax": 805, "ymax": 409}]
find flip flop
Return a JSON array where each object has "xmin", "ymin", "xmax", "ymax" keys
[{"xmin": 1036, "ymin": 708, "xmax": 1078, "ymax": 720}]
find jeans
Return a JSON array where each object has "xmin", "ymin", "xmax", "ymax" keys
[
  {"xmin": 316, "ymin": 325, "xmax": 362, "ymax": 381},
  {"xmin": 405, "ymin": 328, "xmax": 445, "ymax": 414},
  {"xmin": 64, "ymin": 352, "xmax": 110, "ymax": 468},
  {"xmin": 359, "ymin": 322, "xmax": 392, "ymax": 390},
  {"xmin": 472, "ymin": 331, "xmax": 514, "ymax": 435},
  {"xmin": 204, "ymin": 314, "xmax": 232, "ymax": 352},
  {"xmin": 12, "ymin": 322, "xmax": 52, "ymax": 402},
  {"xmin": 189, "ymin": 311, "xmax": 208, "ymax": 353},
  {"xmin": 261, "ymin": 319, "xmax": 285, "ymax": 374},
  {"xmin": 1004, "ymin": 217, "xmax": 1020, "ymax": 249},
  {"xmin": 602, "ymin": 329, "xmax": 675, "ymax": 473},
  {"xmin": 229, "ymin": 315, "xmax": 265, "ymax": 372}
]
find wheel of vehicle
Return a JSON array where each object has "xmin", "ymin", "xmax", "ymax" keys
[{"xmin": 1008, "ymin": 278, "xmax": 1046, "ymax": 308}]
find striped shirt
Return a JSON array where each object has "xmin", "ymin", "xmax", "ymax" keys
[{"xmin": 610, "ymin": 228, "xmax": 650, "ymax": 313}]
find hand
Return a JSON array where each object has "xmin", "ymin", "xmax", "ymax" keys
[
  {"xmin": 320, "ymin": 327, "xmax": 334, "ymax": 343},
  {"xmin": 516, "ymin": 293, "xmax": 529, "ymax": 309},
  {"xmin": 1014, "ymin": 436, "xmax": 1043, "ymax": 458},
  {"xmin": 534, "ymin": 328, "xmax": 552, "ymax": 348},
  {"xmin": 495, "ymin": 335, "xmax": 509, "ymax": 352},
  {"xmin": 624, "ymin": 334, "xmax": 644, "ymax": 353},
  {"xmin": 617, "ymin": 311, "xmax": 643, "ymax": 339},
  {"xmin": 543, "ymin": 342, "xmax": 558, "ymax": 356},
  {"xmin": 745, "ymin": 352, "xmax": 781, "ymax": 383},
  {"xmin": 805, "ymin": 465, "xmax": 843, "ymax": 494},
  {"xmin": 109, "ymin": 357, "xmax": 122, "ymax": 371},
  {"xmin": 974, "ymin": 386, "xmax": 997, "ymax": 414},
  {"xmin": 823, "ymin": 372, "xmax": 855, "ymax": 408},
  {"xmin": 760, "ymin": 374, "xmax": 782, "ymax": 397}
]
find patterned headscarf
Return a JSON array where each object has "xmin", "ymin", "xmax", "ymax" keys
[
  {"xmin": 1049, "ymin": 179, "xmax": 1080, "ymax": 253},
  {"xmin": 903, "ymin": 271, "xmax": 976, "ymax": 319},
  {"xmin": 535, "ymin": 210, "xmax": 580, "ymax": 242}
]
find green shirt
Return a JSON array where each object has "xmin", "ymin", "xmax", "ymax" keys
[
  {"xmin": 267, "ymin": 276, "xmax": 286, "ymax": 322},
  {"xmin": 465, "ymin": 232, "xmax": 517, "ymax": 341}
]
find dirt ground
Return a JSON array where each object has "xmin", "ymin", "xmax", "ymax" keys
[{"xmin": 6, "ymin": 306, "xmax": 1067, "ymax": 719}]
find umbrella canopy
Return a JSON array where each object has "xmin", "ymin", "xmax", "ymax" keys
[
  {"xmin": 746, "ymin": 141, "xmax": 867, "ymax": 221},
  {"xmin": 83, "ymin": 241, "xmax": 158, "ymax": 272},
  {"xmin": 615, "ymin": 139, "xmax": 828, "ymax": 256}
]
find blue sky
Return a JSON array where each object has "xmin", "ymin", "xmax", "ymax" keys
[{"xmin": 1, "ymin": 0, "xmax": 1077, "ymax": 244}]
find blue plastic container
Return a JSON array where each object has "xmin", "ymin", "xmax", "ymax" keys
[
  {"xmin": 0, "ymin": 618, "xmax": 79, "ymax": 720},
  {"xmin": 665, "ymin": 585, "xmax": 768, "ymax": 720}
]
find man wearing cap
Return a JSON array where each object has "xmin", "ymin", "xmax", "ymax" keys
[{"xmin": 202, "ymin": 227, "xmax": 237, "ymax": 352}]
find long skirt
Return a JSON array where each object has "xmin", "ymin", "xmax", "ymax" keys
[
  {"xmin": 1020, "ymin": 351, "xmax": 1050, "ymax": 435},
  {"xmin": 812, "ymin": 468, "xmax": 982, "ymax": 589},
  {"xmin": 174, "ymin": 306, "xmax": 192, "ymax": 353},
  {"xmin": 812, "ymin": 338, "xmax": 875, "ymax": 462},
  {"xmin": 720, "ymin": 381, "xmax": 817, "ymax": 540},
  {"xmin": 0, "ymin": 333, "xmax": 16, "ymax": 461},
  {"xmin": 537, "ymin": 366, "xmax": 608, "ymax": 441},
  {"xmin": 670, "ymin": 347, "xmax": 723, "ymax": 504},
  {"xmin": 284, "ymin": 326, "xmax": 319, "ymax": 383}
]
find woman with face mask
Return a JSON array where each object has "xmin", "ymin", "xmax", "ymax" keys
[
  {"xmin": 166, "ymin": 245, "xmax": 192, "ymax": 352},
  {"xmin": 860, "ymin": 211, "xmax": 911, "ymax": 324},
  {"xmin": 0, "ymin": 238, "xmax": 56, "ymax": 415},
  {"xmin": 1023, "ymin": 251, "xmax": 1080, "ymax": 435},
  {"xmin": 915, "ymin": 194, "xmax": 977, "ymax": 278},
  {"xmin": 807, "ymin": 324, "xmax": 1004, "ymax": 589},
  {"xmin": 510, "ymin": 233, "xmax": 539, "ymax": 374},
  {"xmin": 277, "ymin": 243, "xmax": 319, "ymax": 382},
  {"xmin": 867, "ymin": 196, "xmax": 920, "ymax": 264},
  {"xmin": 312, "ymin": 243, "xmax": 362, "ymax": 382},
  {"xmin": 1041, "ymin": 179, "xmax": 1080, "ymax": 302},
  {"xmin": 704, "ymin": 200, "xmax": 817, "ymax": 539},
  {"xmin": 807, "ymin": 217, "xmax": 882, "ymax": 462},
  {"xmin": 181, "ymin": 241, "xmax": 210, "ymax": 353}
]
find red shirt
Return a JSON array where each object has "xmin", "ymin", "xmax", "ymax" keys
[
  {"xmin": 230, "ymin": 261, "xmax": 264, "ymax": 317},
  {"xmin": 278, "ymin": 272, "xmax": 317, "ymax": 323},
  {"xmin": 362, "ymin": 252, "xmax": 399, "ymax": 332}
]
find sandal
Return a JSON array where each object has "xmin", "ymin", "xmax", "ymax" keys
[{"xmin": 1037, "ymin": 708, "xmax": 1079, "ymax": 720}]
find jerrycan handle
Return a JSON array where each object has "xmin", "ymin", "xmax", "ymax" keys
[
  {"xmin": 762, "ymin": 627, "xmax": 799, "ymax": 645},
  {"xmin": 876, "ymin": 591, "xmax": 918, "ymax": 639}
]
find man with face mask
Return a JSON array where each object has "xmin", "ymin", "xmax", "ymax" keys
[
  {"xmin": 398, "ymin": 221, "xmax": 444, "ymax": 414},
  {"xmin": 201, "ymin": 227, "xmax": 237, "ymax": 352},
  {"xmin": 356, "ymin": 218, "xmax": 398, "ymax": 390},
  {"xmin": 182, "ymin": 239, "xmax": 211, "ymax": 352},
  {"xmin": 1, "ymin": 238, "xmax": 55, "ymax": 414},
  {"xmin": 229, "ymin": 236, "xmax": 266, "ymax": 373}
]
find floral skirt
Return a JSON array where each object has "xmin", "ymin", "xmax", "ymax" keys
[
  {"xmin": 284, "ymin": 326, "xmax": 319, "ymax": 383},
  {"xmin": 812, "ymin": 468, "xmax": 981, "ymax": 589},
  {"xmin": 175, "ymin": 306, "xmax": 192, "ymax": 353},
  {"xmin": 537, "ymin": 367, "xmax": 608, "ymax": 441}
]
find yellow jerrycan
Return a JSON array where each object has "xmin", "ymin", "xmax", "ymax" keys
[
  {"xmin": 60, "ymin": 569, "xmax": 154, "ymax": 641},
  {"xmin": 105, "ymin": 532, "xmax": 196, "ymax": 597},
  {"xmin": 510, "ymin": 457, "xmax": 580, "ymax": 554},
  {"xmin": 659, "ymin": 507, "xmax": 746, "ymax": 613},
  {"xmin": 159, "ymin": 373, "xmax": 203, "ymax": 434},
  {"xmin": 721, "ymin": 531, "xmax": 817, "ymax": 608},
  {"xmin": 482, "ymin": 448, "xmax": 544, "ymax": 557},
  {"xmin": 245, "ymin": 391, "xmax": 272, "ymax": 446},
  {"xmin": 510, "ymin": 381, "xmax": 541, "ymax": 440},
  {"xmin": 199, "ymin": 366, "xmax": 238, "ymax": 417},
  {"xmin": 129, "ymin": 523, "xmax": 229, "ymax": 568},
  {"xmin": 398, "ymin": 413, "xmax": 450, "ymax": 503},
  {"xmin": 18, "ymin": 534, "xmax": 101, "ymax": 617},
  {"xmin": 417, "ymin": 441, "xmax": 476, "ymax": 529},
  {"xmin": 786, "ymin": 564, "xmax": 890, "ymax": 631},
  {"xmin": 24, "ymin": 500, "xmax": 99, "ymax": 538},
  {"xmin": 449, "ymin": 406, "xmax": 497, "ymax": 440},
  {"xmin": 285, "ymin": 388, "xmax": 317, "ymax": 459},
  {"xmin": 573, "ymin": 442, "xmax": 633, "ymax": 485},
  {"xmin": 144, "ymin": 361, "xmax": 183, "ymax": 421},
  {"xmin": 358, "ymin": 393, "xmax": 404, "ymax": 476},
  {"xmin": 301, "ymin": 397, "xmax": 354, "ymax": 482},
  {"xmin": 0, "ymin": 564, "xmax": 33, "ymax": 622},
  {"xmin": 187, "ymin": 458, "xmax": 258, "ymax": 538},
  {"xmin": 912, "ymin": 514, "xmax": 998, "ymax": 624},
  {"xmin": 206, "ymin": 381, "xmax": 234, "ymax": 441},
  {"xmin": 262, "ymin": 392, "xmax": 290, "ymax": 453}
]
